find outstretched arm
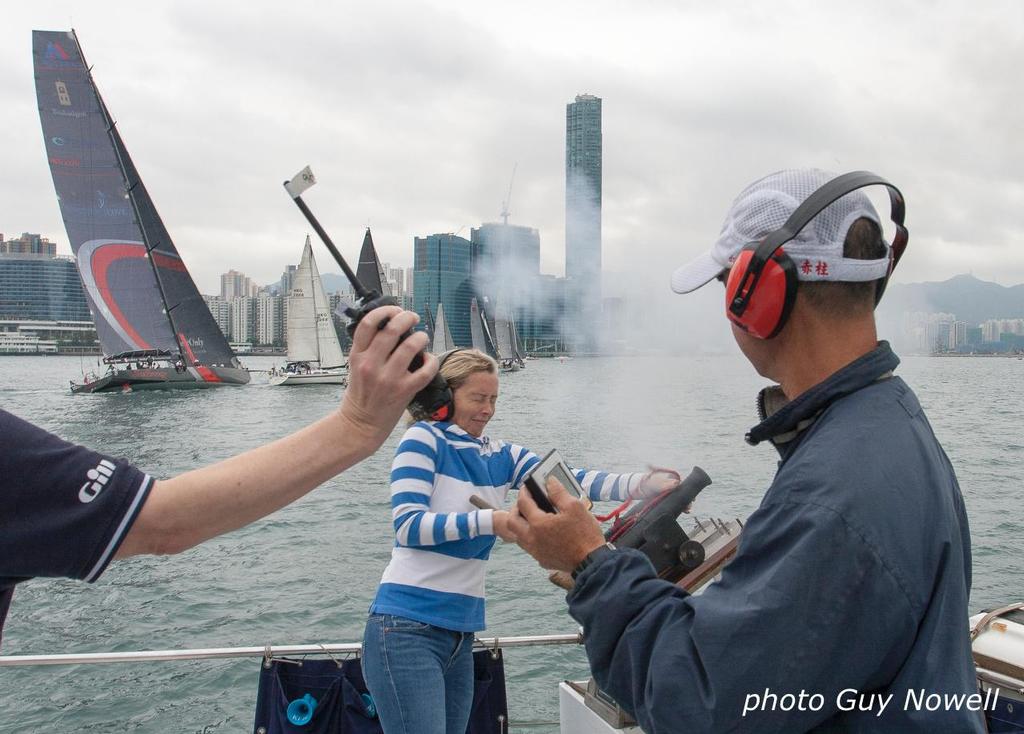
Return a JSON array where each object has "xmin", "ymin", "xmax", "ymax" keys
[
  {"xmin": 390, "ymin": 423, "xmax": 501, "ymax": 546},
  {"xmin": 507, "ymin": 445, "xmax": 679, "ymax": 502},
  {"xmin": 116, "ymin": 307, "xmax": 437, "ymax": 557}
]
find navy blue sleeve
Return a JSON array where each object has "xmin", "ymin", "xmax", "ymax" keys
[
  {"xmin": 0, "ymin": 409, "xmax": 154, "ymax": 585},
  {"xmin": 566, "ymin": 499, "xmax": 916, "ymax": 733}
]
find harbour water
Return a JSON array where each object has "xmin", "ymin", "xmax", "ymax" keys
[{"xmin": 0, "ymin": 351, "xmax": 1021, "ymax": 732}]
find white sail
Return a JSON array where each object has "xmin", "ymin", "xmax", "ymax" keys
[
  {"xmin": 431, "ymin": 303, "xmax": 456, "ymax": 354},
  {"xmin": 308, "ymin": 241, "xmax": 346, "ymax": 369},
  {"xmin": 287, "ymin": 236, "xmax": 345, "ymax": 369},
  {"xmin": 287, "ymin": 238, "xmax": 319, "ymax": 363},
  {"xmin": 470, "ymin": 298, "xmax": 488, "ymax": 353}
]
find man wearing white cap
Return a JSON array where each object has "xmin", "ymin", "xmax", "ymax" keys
[{"xmin": 510, "ymin": 170, "xmax": 981, "ymax": 732}]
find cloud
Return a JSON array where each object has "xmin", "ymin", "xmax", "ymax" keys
[{"xmin": 5, "ymin": 0, "xmax": 1024, "ymax": 305}]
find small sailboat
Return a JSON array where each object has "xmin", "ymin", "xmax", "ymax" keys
[
  {"xmin": 269, "ymin": 236, "xmax": 346, "ymax": 386},
  {"xmin": 470, "ymin": 297, "xmax": 495, "ymax": 357},
  {"xmin": 430, "ymin": 303, "xmax": 457, "ymax": 354},
  {"xmin": 34, "ymin": 30, "xmax": 248, "ymax": 393},
  {"xmin": 356, "ymin": 227, "xmax": 391, "ymax": 297},
  {"xmin": 492, "ymin": 300, "xmax": 524, "ymax": 372}
]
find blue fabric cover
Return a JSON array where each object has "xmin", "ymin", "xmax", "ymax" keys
[{"xmin": 252, "ymin": 650, "xmax": 507, "ymax": 733}]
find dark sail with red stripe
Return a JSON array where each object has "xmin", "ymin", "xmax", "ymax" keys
[{"xmin": 32, "ymin": 30, "xmax": 241, "ymax": 370}]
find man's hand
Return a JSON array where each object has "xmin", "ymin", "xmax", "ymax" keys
[
  {"xmin": 509, "ymin": 476, "xmax": 606, "ymax": 573},
  {"xmin": 339, "ymin": 306, "xmax": 437, "ymax": 452}
]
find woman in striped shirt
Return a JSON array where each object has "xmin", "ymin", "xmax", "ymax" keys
[{"xmin": 361, "ymin": 349, "xmax": 677, "ymax": 734}]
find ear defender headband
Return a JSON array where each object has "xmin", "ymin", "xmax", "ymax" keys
[
  {"xmin": 725, "ymin": 171, "xmax": 908, "ymax": 340},
  {"xmin": 428, "ymin": 347, "xmax": 467, "ymax": 421}
]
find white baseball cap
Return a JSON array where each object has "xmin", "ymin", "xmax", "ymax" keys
[{"xmin": 670, "ymin": 169, "xmax": 890, "ymax": 294}]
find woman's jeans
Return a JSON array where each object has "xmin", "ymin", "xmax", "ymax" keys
[{"xmin": 362, "ymin": 613, "xmax": 475, "ymax": 734}]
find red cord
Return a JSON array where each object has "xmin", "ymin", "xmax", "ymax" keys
[{"xmin": 595, "ymin": 497, "xmax": 633, "ymax": 523}]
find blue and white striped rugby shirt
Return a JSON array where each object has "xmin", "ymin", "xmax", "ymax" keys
[{"xmin": 369, "ymin": 420, "xmax": 645, "ymax": 632}]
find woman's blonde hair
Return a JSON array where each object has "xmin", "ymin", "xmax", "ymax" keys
[{"xmin": 408, "ymin": 348, "xmax": 497, "ymax": 422}]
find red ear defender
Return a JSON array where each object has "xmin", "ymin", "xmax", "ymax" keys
[
  {"xmin": 720, "ymin": 171, "xmax": 908, "ymax": 338},
  {"xmin": 430, "ymin": 403, "xmax": 453, "ymax": 421},
  {"xmin": 725, "ymin": 246, "xmax": 799, "ymax": 339}
]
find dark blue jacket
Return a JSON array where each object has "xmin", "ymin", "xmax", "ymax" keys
[{"xmin": 568, "ymin": 343, "xmax": 983, "ymax": 733}]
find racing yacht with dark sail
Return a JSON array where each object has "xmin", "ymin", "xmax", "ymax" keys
[
  {"xmin": 356, "ymin": 227, "xmax": 390, "ymax": 298},
  {"xmin": 33, "ymin": 30, "xmax": 248, "ymax": 393}
]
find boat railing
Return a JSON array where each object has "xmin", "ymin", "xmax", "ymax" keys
[{"xmin": 0, "ymin": 632, "xmax": 582, "ymax": 668}]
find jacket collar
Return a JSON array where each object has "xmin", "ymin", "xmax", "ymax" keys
[
  {"xmin": 746, "ymin": 341, "xmax": 899, "ymax": 448},
  {"xmin": 432, "ymin": 421, "xmax": 488, "ymax": 445}
]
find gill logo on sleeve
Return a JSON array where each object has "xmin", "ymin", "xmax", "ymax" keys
[{"xmin": 80, "ymin": 459, "xmax": 116, "ymax": 503}]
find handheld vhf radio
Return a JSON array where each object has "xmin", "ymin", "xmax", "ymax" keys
[{"xmin": 283, "ymin": 166, "xmax": 452, "ymax": 419}]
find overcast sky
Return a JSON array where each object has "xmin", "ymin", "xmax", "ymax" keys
[{"xmin": 5, "ymin": 1, "xmax": 1024, "ymax": 306}]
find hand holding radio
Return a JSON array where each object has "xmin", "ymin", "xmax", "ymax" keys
[
  {"xmin": 341, "ymin": 306, "xmax": 436, "ymax": 445},
  {"xmin": 510, "ymin": 475, "xmax": 607, "ymax": 574},
  {"xmin": 520, "ymin": 450, "xmax": 591, "ymax": 514}
]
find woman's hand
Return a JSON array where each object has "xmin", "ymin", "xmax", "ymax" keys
[
  {"xmin": 492, "ymin": 510, "xmax": 518, "ymax": 543},
  {"xmin": 630, "ymin": 467, "xmax": 682, "ymax": 500}
]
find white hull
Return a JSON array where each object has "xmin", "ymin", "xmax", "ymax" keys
[
  {"xmin": 560, "ymin": 682, "xmax": 641, "ymax": 733},
  {"xmin": 268, "ymin": 370, "xmax": 346, "ymax": 386}
]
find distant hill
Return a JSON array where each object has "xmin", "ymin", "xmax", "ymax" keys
[
  {"xmin": 320, "ymin": 272, "xmax": 356, "ymax": 295},
  {"xmin": 879, "ymin": 274, "xmax": 1024, "ymax": 326},
  {"xmin": 264, "ymin": 272, "xmax": 356, "ymax": 297}
]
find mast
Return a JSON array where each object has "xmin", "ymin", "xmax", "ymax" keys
[{"xmin": 71, "ymin": 29, "xmax": 185, "ymax": 362}]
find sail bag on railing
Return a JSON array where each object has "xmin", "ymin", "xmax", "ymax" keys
[{"xmin": 252, "ymin": 650, "xmax": 508, "ymax": 733}]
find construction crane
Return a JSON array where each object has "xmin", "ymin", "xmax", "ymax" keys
[{"xmin": 500, "ymin": 163, "xmax": 517, "ymax": 226}]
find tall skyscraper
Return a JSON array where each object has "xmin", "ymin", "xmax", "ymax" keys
[
  {"xmin": 565, "ymin": 93, "xmax": 602, "ymax": 351},
  {"xmin": 413, "ymin": 234, "xmax": 474, "ymax": 346}
]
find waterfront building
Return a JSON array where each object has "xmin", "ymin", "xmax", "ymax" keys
[
  {"xmin": 202, "ymin": 295, "xmax": 232, "ymax": 340},
  {"xmin": 514, "ymin": 275, "xmax": 569, "ymax": 353},
  {"xmin": 220, "ymin": 269, "xmax": 255, "ymax": 300},
  {"xmin": 1, "ymin": 233, "xmax": 57, "ymax": 257},
  {"xmin": 0, "ymin": 252, "xmax": 91, "ymax": 322},
  {"xmin": 0, "ymin": 252, "xmax": 97, "ymax": 350},
  {"xmin": 565, "ymin": 93, "xmax": 603, "ymax": 350},
  {"xmin": 405, "ymin": 267, "xmax": 415, "ymax": 304},
  {"xmin": 0, "ymin": 319, "xmax": 95, "ymax": 353},
  {"xmin": 471, "ymin": 223, "xmax": 541, "ymax": 300},
  {"xmin": 230, "ymin": 296, "xmax": 255, "ymax": 343},
  {"xmin": 470, "ymin": 222, "xmax": 546, "ymax": 349},
  {"xmin": 279, "ymin": 264, "xmax": 298, "ymax": 298},
  {"xmin": 952, "ymin": 320, "xmax": 968, "ymax": 351},
  {"xmin": 382, "ymin": 262, "xmax": 413, "ymax": 310},
  {"xmin": 255, "ymin": 294, "xmax": 285, "ymax": 347},
  {"xmin": 0, "ymin": 331, "xmax": 58, "ymax": 354},
  {"xmin": 982, "ymin": 318, "xmax": 1024, "ymax": 342},
  {"xmin": 412, "ymin": 234, "xmax": 474, "ymax": 346},
  {"xmin": 327, "ymin": 292, "xmax": 352, "ymax": 352}
]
